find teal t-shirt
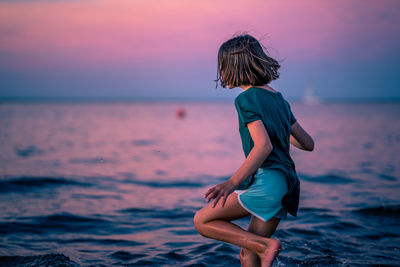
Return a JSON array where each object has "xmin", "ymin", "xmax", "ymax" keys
[{"xmin": 234, "ymin": 86, "xmax": 300, "ymax": 217}]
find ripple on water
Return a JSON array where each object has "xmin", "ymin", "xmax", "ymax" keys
[
  {"xmin": 0, "ymin": 213, "xmax": 116, "ymax": 235},
  {"xmin": 329, "ymin": 220, "xmax": 363, "ymax": 231},
  {"xmin": 158, "ymin": 250, "xmax": 189, "ymax": 260},
  {"xmin": 354, "ymin": 204, "xmax": 400, "ymax": 217},
  {"xmin": 299, "ymin": 207, "xmax": 331, "ymax": 213},
  {"xmin": 287, "ymin": 227, "xmax": 323, "ymax": 237},
  {"xmin": 120, "ymin": 178, "xmax": 206, "ymax": 188},
  {"xmin": 57, "ymin": 238, "xmax": 145, "ymax": 246},
  {"xmin": 379, "ymin": 174, "xmax": 398, "ymax": 181},
  {"xmin": 118, "ymin": 206, "xmax": 196, "ymax": 219},
  {"xmin": 300, "ymin": 174, "xmax": 356, "ymax": 184},
  {"xmin": 110, "ymin": 251, "xmax": 146, "ymax": 261},
  {"xmin": 0, "ymin": 176, "xmax": 92, "ymax": 193},
  {"xmin": 0, "ymin": 253, "xmax": 79, "ymax": 267},
  {"xmin": 14, "ymin": 145, "xmax": 45, "ymax": 158}
]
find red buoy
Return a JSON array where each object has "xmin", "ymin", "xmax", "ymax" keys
[{"xmin": 175, "ymin": 108, "xmax": 186, "ymax": 119}]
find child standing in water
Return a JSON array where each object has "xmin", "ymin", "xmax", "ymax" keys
[{"xmin": 193, "ymin": 34, "xmax": 314, "ymax": 267}]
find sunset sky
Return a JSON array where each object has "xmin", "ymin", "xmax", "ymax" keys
[{"xmin": 0, "ymin": 0, "xmax": 399, "ymax": 100}]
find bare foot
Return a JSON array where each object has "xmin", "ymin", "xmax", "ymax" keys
[{"xmin": 254, "ymin": 238, "xmax": 282, "ymax": 267}]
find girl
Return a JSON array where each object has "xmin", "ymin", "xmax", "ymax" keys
[{"xmin": 193, "ymin": 34, "xmax": 314, "ymax": 267}]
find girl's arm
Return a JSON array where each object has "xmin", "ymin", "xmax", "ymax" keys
[
  {"xmin": 229, "ymin": 120, "xmax": 272, "ymax": 187},
  {"xmin": 290, "ymin": 121, "xmax": 314, "ymax": 151},
  {"xmin": 204, "ymin": 119, "xmax": 272, "ymax": 208}
]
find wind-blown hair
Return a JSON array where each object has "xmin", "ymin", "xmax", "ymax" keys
[{"xmin": 215, "ymin": 34, "xmax": 281, "ymax": 88}]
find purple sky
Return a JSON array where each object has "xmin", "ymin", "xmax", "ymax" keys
[{"xmin": 0, "ymin": 0, "xmax": 399, "ymax": 100}]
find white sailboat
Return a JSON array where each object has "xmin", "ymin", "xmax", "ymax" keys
[{"xmin": 303, "ymin": 83, "xmax": 321, "ymax": 105}]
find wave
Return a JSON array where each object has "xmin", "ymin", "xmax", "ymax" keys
[
  {"xmin": 131, "ymin": 139, "xmax": 157, "ymax": 146},
  {"xmin": 110, "ymin": 251, "xmax": 147, "ymax": 261},
  {"xmin": 379, "ymin": 174, "xmax": 398, "ymax": 181},
  {"xmin": 68, "ymin": 157, "xmax": 118, "ymax": 164},
  {"xmin": 0, "ymin": 253, "xmax": 79, "ymax": 267},
  {"xmin": 122, "ymin": 178, "xmax": 206, "ymax": 188},
  {"xmin": 14, "ymin": 145, "xmax": 44, "ymax": 158},
  {"xmin": 299, "ymin": 207, "xmax": 331, "ymax": 212},
  {"xmin": 354, "ymin": 204, "xmax": 400, "ymax": 217},
  {"xmin": 328, "ymin": 220, "xmax": 363, "ymax": 231},
  {"xmin": 300, "ymin": 174, "xmax": 355, "ymax": 184},
  {"xmin": 0, "ymin": 176, "xmax": 92, "ymax": 193},
  {"xmin": 39, "ymin": 238, "xmax": 145, "ymax": 246},
  {"xmin": 118, "ymin": 206, "xmax": 196, "ymax": 219},
  {"xmin": 278, "ymin": 254, "xmax": 342, "ymax": 267},
  {"xmin": 287, "ymin": 227, "xmax": 323, "ymax": 237},
  {"xmin": 0, "ymin": 213, "xmax": 112, "ymax": 235},
  {"xmin": 157, "ymin": 250, "xmax": 189, "ymax": 261}
]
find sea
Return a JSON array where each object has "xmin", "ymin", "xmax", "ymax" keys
[{"xmin": 0, "ymin": 100, "xmax": 399, "ymax": 266}]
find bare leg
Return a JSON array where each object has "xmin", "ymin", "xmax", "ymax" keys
[
  {"xmin": 193, "ymin": 192, "xmax": 282, "ymax": 267},
  {"xmin": 240, "ymin": 215, "xmax": 281, "ymax": 267}
]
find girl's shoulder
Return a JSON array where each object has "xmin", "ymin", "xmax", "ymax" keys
[
  {"xmin": 234, "ymin": 88, "xmax": 256, "ymax": 108},
  {"xmin": 235, "ymin": 87, "xmax": 294, "ymax": 119},
  {"xmin": 235, "ymin": 87, "xmax": 283, "ymax": 106}
]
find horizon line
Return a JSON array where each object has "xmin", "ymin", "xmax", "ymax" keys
[{"xmin": 1, "ymin": 96, "xmax": 400, "ymax": 104}]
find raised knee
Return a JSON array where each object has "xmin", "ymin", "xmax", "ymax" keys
[{"xmin": 193, "ymin": 211, "xmax": 206, "ymax": 236}]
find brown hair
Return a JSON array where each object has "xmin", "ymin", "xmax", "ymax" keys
[{"xmin": 215, "ymin": 34, "xmax": 281, "ymax": 88}]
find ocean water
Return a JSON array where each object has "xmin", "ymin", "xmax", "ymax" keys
[{"xmin": 0, "ymin": 101, "xmax": 399, "ymax": 267}]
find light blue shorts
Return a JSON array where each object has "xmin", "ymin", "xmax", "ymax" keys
[{"xmin": 234, "ymin": 168, "xmax": 288, "ymax": 222}]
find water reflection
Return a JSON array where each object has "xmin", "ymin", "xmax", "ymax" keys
[{"xmin": 0, "ymin": 102, "xmax": 399, "ymax": 266}]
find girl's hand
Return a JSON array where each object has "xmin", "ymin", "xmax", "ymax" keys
[{"xmin": 204, "ymin": 179, "xmax": 237, "ymax": 208}]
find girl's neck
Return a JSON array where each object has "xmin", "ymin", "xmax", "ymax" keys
[
  {"xmin": 240, "ymin": 84, "xmax": 277, "ymax": 93},
  {"xmin": 240, "ymin": 85, "xmax": 253, "ymax": 90}
]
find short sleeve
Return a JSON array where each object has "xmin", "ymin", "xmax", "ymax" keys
[
  {"xmin": 283, "ymin": 98, "xmax": 296, "ymax": 126},
  {"xmin": 288, "ymin": 103, "xmax": 297, "ymax": 125},
  {"xmin": 234, "ymin": 93, "xmax": 261, "ymax": 126}
]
